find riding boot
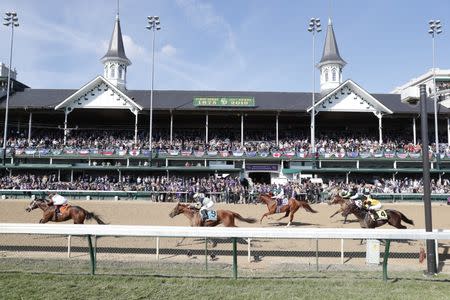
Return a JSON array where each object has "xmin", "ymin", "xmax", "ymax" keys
[
  {"xmin": 201, "ymin": 210, "xmax": 208, "ymax": 221},
  {"xmin": 54, "ymin": 206, "xmax": 60, "ymax": 221}
]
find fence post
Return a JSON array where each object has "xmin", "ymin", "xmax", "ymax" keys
[
  {"xmin": 340, "ymin": 239, "xmax": 344, "ymax": 264},
  {"xmin": 247, "ymin": 238, "xmax": 251, "ymax": 262},
  {"xmin": 67, "ymin": 235, "xmax": 71, "ymax": 258},
  {"xmin": 87, "ymin": 235, "xmax": 96, "ymax": 275},
  {"xmin": 205, "ymin": 237, "xmax": 208, "ymax": 271},
  {"xmin": 382, "ymin": 239, "xmax": 391, "ymax": 282},
  {"xmin": 435, "ymin": 239, "xmax": 439, "ymax": 271},
  {"xmin": 232, "ymin": 237, "xmax": 238, "ymax": 279},
  {"xmin": 156, "ymin": 237, "xmax": 160, "ymax": 260},
  {"xmin": 315, "ymin": 239, "xmax": 319, "ymax": 271}
]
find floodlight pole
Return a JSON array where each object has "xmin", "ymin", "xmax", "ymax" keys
[
  {"xmin": 308, "ymin": 18, "xmax": 321, "ymax": 166},
  {"xmin": 428, "ymin": 20, "xmax": 442, "ymax": 166},
  {"xmin": 146, "ymin": 16, "xmax": 161, "ymax": 165},
  {"xmin": 2, "ymin": 12, "xmax": 19, "ymax": 165},
  {"xmin": 419, "ymin": 84, "xmax": 437, "ymax": 275}
]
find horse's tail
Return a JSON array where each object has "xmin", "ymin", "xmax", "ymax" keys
[
  {"xmin": 298, "ymin": 200, "xmax": 318, "ymax": 213},
  {"xmin": 399, "ymin": 211, "xmax": 414, "ymax": 225},
  {"xmin": 85, "ymin": 211, "xmax": 106, "ymax": 224},
  {"xmin": 233, "ymin": 212, "xmax": 257, "ymax": 224}
]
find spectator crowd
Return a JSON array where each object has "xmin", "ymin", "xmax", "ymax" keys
[
  {"xmin": 1, "ymin": 173, "xmax": 450, "ymax": 203},
  {"xmin": 2, "ymin": 128, "xmax": 450, "ymax": 156}
]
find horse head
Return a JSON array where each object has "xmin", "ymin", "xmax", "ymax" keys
[
  {"xmin": 328, "ymin": 194, "xmax": 344, "ymax": 206},
  {"xmin": 169, "ymin": 202, "xmax": 185, "ymax": 218},
  {"xmin": 25, "ymin": 198, "xmax": 46, "ymax": 212}
]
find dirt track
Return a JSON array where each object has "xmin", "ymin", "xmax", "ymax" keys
[
  {"xmin": 1, "ymin": 199, "xmax": 449, "ymax": 229},
  {"xmin": 1, "ymin": 199, "xmax": 449, "ymax": 273}
]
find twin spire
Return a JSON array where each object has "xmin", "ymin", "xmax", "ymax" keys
[
  {"xmin": 317, "ymin": 18, "xmax": 346, "ymax": 93},
  {"xmin": 101, "ymin": 12, "xmax": 131, "ymax": 90},
  {"xmin": 99, "ymin": 12, "xmax": 344, "ymax": 93},
  {"xmin": 318, "ymin": 18, "xmax": 346, "ymax": 68}
]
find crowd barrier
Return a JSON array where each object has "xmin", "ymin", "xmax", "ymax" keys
[{"xmin": 1, "ymin": 224, "xmax": 449, "ymax": 280}]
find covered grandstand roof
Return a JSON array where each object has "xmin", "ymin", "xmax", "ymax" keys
[{"xmin": 1, "ymin": 87, "xmax": 448, "ymax": 114}]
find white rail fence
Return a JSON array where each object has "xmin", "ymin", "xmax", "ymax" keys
[{"xmin": 1, "ymin": 224, "xmax": 450, "ymax": 280}]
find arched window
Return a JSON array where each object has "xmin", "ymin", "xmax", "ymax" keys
[
  {"xmin": 332, "ymin": 68, "xmax": 337, "ymax": 81},
  {"xmin": 325, "ymin": 70, "xmax": 329, "ymax": 82},
  {"xmin": 118, "ymin": 65, "xmax": 123, "ymax": 80},
  {"xmin": 110, "ymin": 65, "xmax": 115, "ymax": 78}
]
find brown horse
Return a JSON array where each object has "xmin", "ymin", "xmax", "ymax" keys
[
  {"xmin": 341, "ymin": 201, "xmax": 414, "ymax": 229},
  {"xmin": 259, "ymin": 193, "xmax": 317, "ymax": 226},
  {"xmin": 328, "ymin": 194, "xmax": 353, "ymax": 223},
  {"xmin": 168, "ymin": 202, "xmax": 256, "ymax": 227},
  {"xmin": 25, "ymin": 198, "xmax": 105, "ymax": 224}
]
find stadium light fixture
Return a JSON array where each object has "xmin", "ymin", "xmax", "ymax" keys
[
  {"xmin": 146, "ymin": 16, "xmax": 161, "ymax": 165},
  {"xmin": 2, "ymin": 12, "xmax": 19, "ymax": 165},
  {"xmin": 428, "ymin": 20, "xmax": 443, "ymax": 160},
  {"xmin": 307, "ymin": 17, "xmax": 321, "ymax": 158}
]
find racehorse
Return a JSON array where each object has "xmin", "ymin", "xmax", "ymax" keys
[
  {"xmin": 328, "ymin": 194, "xmax": 353, "ymax": 223},
  {"xmin": 341, "ymin": 201, "xmax": 414, "ymax": 229},
  {"xmin": 25, "ymin": 198, "xmax": 106, "ymax": 224},
  {"xmin": 168, "ymin": 202, "xmax": 256, "ymax": 227},
  {"xmin": 258, "ymin": 193, "xmax": 317, "ymax": 227}
]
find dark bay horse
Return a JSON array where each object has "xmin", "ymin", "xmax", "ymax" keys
[
  {"xmin": 169, "ymin": 202, "xmax": 256, "ymax": 227},
  {"xmin": 341, "ymin": 201, "xmax": 414, "ymax": 229},
  {"xmin": 259, "ymin": 193, "xmax": 317, "ymax": 226},
  {"xmin": 26, "ymin": 198, "xmax": 105, "ymax": 224}
]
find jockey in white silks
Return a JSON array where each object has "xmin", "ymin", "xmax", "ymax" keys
[
  {"xmin": 271, "ymin": 185, "xmax": 286, "ymax": 205},
  {"xmin": 193, "ymin": 192, "xmax": 215, "ymax": 220},
  {"xmin": 48, "ymin": 193, "xmax": 68, "ymax": 215}
]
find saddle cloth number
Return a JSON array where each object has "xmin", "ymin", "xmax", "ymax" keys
[
  {"xmin": 207, "ymin": 210, "xmax": 217, "ymax": 221},
  {"xmin": 375, "ymin": 210, "xmax": 388, "ymax": 220}
]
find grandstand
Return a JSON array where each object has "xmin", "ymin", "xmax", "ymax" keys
[{"xmin": 1, "ymin": 13, "xmax": 450, "ymax": 196}]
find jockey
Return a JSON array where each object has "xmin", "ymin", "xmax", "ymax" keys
[
  {"xmin": 47, "ymin": 193, "xmax": 68, "ymax": 216},
  {"xmin": 340, "ymin": 190, "xmax": 351, "ymax": 199},
  {"xmin": 271, "ymin": 185, "xmax": 285, "ymax": 205},
  {"xmin": 362, "ymin": 191, "xmax": 382, "ymax": 220},
  {"xmin": 193, "ymin": 192, "xmax": 215, "ymax": 221}
]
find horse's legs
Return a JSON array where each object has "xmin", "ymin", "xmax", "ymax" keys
[
  {"xmin": 260, "ymin": 212, "xmax": 270, "ymax": 224},
  {"xmin": 287, "ymin": 206, "xmax": 300, "ymax": 227},
  {"xmin": 329, "ymin": 209, "xmax": 342, "ymax": 219},
  {"xmin": 388, "ymin": 217, "xmax": 406, "ymax": 229},
  {"xmin": 277, "ymin": 210, "xmax": 290, "ymax": 221}
]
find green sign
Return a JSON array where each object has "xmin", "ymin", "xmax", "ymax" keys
[{"xmin": 193, "ymin": 97, "xmax": 255, "ymax": 107}]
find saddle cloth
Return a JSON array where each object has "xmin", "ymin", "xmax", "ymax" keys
[
  {"xmin": 205, "ymin": 210, "xmax": 218, "ymax": 221},
  {"xmin": 60, "ymin": 204, "xmax": 70, "ymax": 214},
  {"xmin": 275, "ymin": 198, "xmax": 289, "ymax": 213},
  {"xmin": 371, "ymin": 210, "xmax": 388, "ymax": 221}
]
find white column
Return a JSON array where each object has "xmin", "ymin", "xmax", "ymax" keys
[
  {"xmin": 447, "ymin": 118, "xmax": 450, "ymax": 147},
  {"xmin": 134, "ymin": 113, "xmax": 138, "ymax": 144},
  {"xmin": 170, "ymin": 111, "xmax": 173, "ymax": 144},
  {"xmin": 241, "ymin": 114, "xmax": 244, "ymax": 146},
  {"xmin": 378, "ymin": 114, "xmax": 383, "ymax": 145},
  {"xmin": 413, "ymin": 117, "xmax": 417, "ymax": 145},
  {"xmin": 27, "ymin": 112, "xmax": 32, "ymax": 144},
  {"xmin": 205, "ymin": 113, "xmax": 209, "ymax": 144},
  {"xmin": 63, "ymin": 110, "xmax": 68, "ymax": 146},
  {"xmin": 276, "ymin": 113, "xmax": 279, "ymax": 146}
]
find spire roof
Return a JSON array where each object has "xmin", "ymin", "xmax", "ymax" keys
[
  {"xmin": 317, "ymin": 18, "xmax": 346, "ymax": 67},
  {"xmin": 101, "ymin": 15, "xmax": 131, "ymax": 65}
]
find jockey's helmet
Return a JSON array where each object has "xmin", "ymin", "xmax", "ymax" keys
[{"xmin": 193, "ymin": 192, "xmax": 204, "ymax": 200}]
